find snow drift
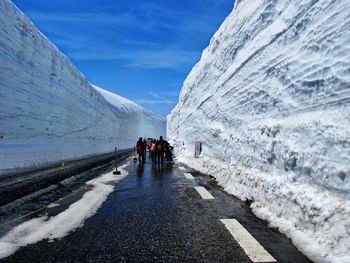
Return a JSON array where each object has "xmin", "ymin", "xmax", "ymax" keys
[
  {"xmin": 168, "ymin": 0, "xmax": 350, "ymax": 262},
  {"xmin": 0, "ymin": 0, "xmax": 166, "ymax": 169}
]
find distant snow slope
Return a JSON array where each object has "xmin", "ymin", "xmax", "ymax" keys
[
  {"xmin": 0, "ymin": 0, "xmax": 166, "ymax": 169},
  {"xmin": 93, "ymin": 85, "xmax": 141, "ymax": 114},
  {"xmin": 168, "ymin": 0, "xmax": 350, "ymax": 262}
]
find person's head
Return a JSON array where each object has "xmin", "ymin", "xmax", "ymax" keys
[
  {"xmin": 138, "ymin": 137, "xmax": 142, "ymax": 142},
  {"xmin": 160, "ymin": 136, "xmax": 163, "ymax": 141}
]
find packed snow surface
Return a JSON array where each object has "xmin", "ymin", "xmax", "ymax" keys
[
  {"xmin": 0, "ymin": 162, "xmax": 129, "ymax": 259},
  {"xmin": 168, "ymin": 0, "xmax": 350, "ymax": 262},
  {"xmin": 0, "ymin": 0, "xmax": 166, "ymax": 169}
]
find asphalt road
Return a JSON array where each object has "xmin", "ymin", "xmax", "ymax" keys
[
  {"xmin": 1, "ymin": 156, "xmax": 312, "ymax": 263},
  {"xmin": 0, "ymin": 149, "xmax": 132, "ymax": 207}
]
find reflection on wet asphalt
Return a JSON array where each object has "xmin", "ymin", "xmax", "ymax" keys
[{"xmin": 2, "ymin": 158, "xmax": 312, "ymax": 262}]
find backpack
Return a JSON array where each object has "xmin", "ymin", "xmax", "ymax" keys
[{"xmin": 157, "ymin": 144, "xmax": 163, "ymax": 151}]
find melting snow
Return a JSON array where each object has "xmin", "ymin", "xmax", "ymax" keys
[{"xmin": 0, "ymin": 163, "xmax": 129, "ymax": 259}]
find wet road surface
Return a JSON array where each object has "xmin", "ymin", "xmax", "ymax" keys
[
  {"xmin": 0, "ymin": 149, "xmax": 132, "ymax": 207},
  {"xmin": 1, "ymin": 157, "xmax": 312, "ymax": 262}
]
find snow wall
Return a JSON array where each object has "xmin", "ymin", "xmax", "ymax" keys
[
  {"xmin": 0, "ymin": 0, "xmax": 166, "ymax": 169},
  {"xmin": 168, "ymin": 1, "xmax": 350, "ymax": 262}
]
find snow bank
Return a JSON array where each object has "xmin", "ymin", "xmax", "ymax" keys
[
  {"xmin": 168, "ymin": 0, "xmax": 350, "ymax": 262},
  {"xmin": 0, "ymin": 162, "xmax": 129, "ymax": 259},
  {"xmin": 0, "ymin": 0, "xmax": 166, "ymax": 169}
]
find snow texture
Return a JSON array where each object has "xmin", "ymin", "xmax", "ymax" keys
[
  {"xmin": 0, "ymin": 0, "xmax": 166, "ymax": 169},
  {"xmin": 0, "ymin": 162, "xmax": 129, "ymax": 259},
  {"xmin": 168, "ymin": 0, "xmax": 350, "ymax": 262}
]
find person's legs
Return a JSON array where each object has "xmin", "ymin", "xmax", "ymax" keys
[
  {"xmin": 138, "ymin": 153, "xmax": 142, "ymax": 162},
  {"xmin": 160, "ymin": 151, "xmax": 164, "ymax": 164}
]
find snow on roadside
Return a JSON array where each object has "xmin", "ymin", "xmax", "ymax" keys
[
  {"xmin": 175, "ymin": 152, "xmax": 350, "ymax": 263},
  {"xmin": 168, "ymin": 0, "xmax": 350, "ymax": 262},
  {"xmin": 0, "ymin": 162, "xmax": 130, "ymax": 259}
]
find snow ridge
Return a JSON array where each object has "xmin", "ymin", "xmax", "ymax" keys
[
  {"xmin": 0, "ymin": 0, "xmax": 166, "ymax": 169},
  {"xmin": 168, "ymin": 0, "xmax": 350, "ymax": 262}
]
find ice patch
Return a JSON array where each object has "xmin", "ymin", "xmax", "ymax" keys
[
  {"xmin": 46, "ymin": 203, "xmax": 59, "ymax": 209},
  {"xmin": 0, "ymin": 162, "xmax": 129, "ymax": 259}
]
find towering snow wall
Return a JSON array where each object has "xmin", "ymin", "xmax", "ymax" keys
[
  {"xmin": 168, "ymin": 0, "xmax": 350, "ymax": 262},
  {"xmin": 0, "ymin": 0, "xmax": 166, "ymax": 168}
]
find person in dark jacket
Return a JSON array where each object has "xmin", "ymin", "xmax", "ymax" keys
[
  {"xmin": 143, "ymin": 139, "xmax": 148, "ymax": 162},
  {"xmin": 165, "ymin": 142, "xmax": 174, "ymax": 164},
  {"xmin": 157, "ymin": 136, "xmax": 165, "ymax": 164}
]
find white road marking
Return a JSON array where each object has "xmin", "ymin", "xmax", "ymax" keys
[
  {"xmin": 220, "ymin": 219, "xmax": 277, "ymax": 263},
  {"xmin": 184, "ymin": 172, "xmax": 194, "ymax": 179},
  {"xmin": 194, "ymin": 186, "xmax": 214, "ymax": 199}
]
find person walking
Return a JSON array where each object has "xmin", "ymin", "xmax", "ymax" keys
[
  {"xmin": 150, "ymin": 139, "xmax": 157, "ymax": 163},
  {"xmin": 136, "ymin": 137, "xmax": 145, "ymax": 163},
  {"xmin": 157, "ymin": 136, "xmax": 165, "ymax": 164},
  {"xmin": 165, "ymin": 142, "xmax": 174, "ymax": 164},
  {"xmin": 143, "ymin": 138, "xmax": 148, "ymax": 162}
]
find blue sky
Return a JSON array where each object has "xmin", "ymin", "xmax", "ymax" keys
[{"xmin": 12, "ymin": 0, "xmax": 234, "ymax": 116}]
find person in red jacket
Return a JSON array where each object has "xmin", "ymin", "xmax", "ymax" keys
[
  {"xmin": 150, "ymin": 139, "xmax": 157, "ymax": 163},
  {"xmin": 136, "ymin": 137, "xmax": 145, "ymax": 163}
]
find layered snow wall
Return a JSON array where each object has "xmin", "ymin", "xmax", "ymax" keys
[
  {"xmin": 0, "ymin": 0, "xmax": 166, "ymax": 169},
  {"xmin": 168, "ymin": 0, "xmax": 350, "ymax": 262}
]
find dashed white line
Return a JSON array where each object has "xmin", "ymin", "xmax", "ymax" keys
[
  {"xmin": 220, "ymin": 219, "xmax": 276, "ymax": 263},
  {"xmin": 194, "ymin": 186, "xmax": 214, "ymax": 199},
  {"xmin": 184, "ymin": 172, "xmax": 194, "ymax": 179}
]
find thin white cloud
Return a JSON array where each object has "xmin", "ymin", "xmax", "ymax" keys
[
  {"xmin": 27, "ymin": 11, "xmax": 135, "ymax": 25},
  {"xmin": 149, "ymin": 91, "xmax": 166, "ymax": 100},
  {"xmin": 164, "ymin": 91, "xmax": 180, "ymax": 97},
  {"xmin": 149, "ymin": 91, "xmax": 180, "ymax": 100},
  {"xmin": 119, "ymin": 39, "xmax": 159, "ymax": 47},
  {"xmin": 25, "ymin": 3, "xmax": 225, "ymax": 70},
  {"xmin": 134, "ymin": 98, "xmax": 177, "ymax": 105},
  {"xmin": 69, "ymin": 48, "xmax": 197, "ymax": 70},
  {"xmin": 27, "ymin": 7, "xmax": 220, "ymax": 39},
  {"xmin": 122, "ymin": 50, "xmax": 198, "ymax": 69}
]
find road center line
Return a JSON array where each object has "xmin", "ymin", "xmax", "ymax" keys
[
  {"xmin": 184, "ymin": 172, "xmax": 194, "ymax": 179},
  {"xmin": 220, "ymin": 219, "xmax": 276, "ymax": 263},
  {"xmin": 194, "ymin": 186, "xmax": 214, "ymax": 199}
]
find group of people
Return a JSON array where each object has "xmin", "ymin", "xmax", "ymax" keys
[{"xmin": 136, "ymin": 136, "xmax": 174, "ymax": 164}]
